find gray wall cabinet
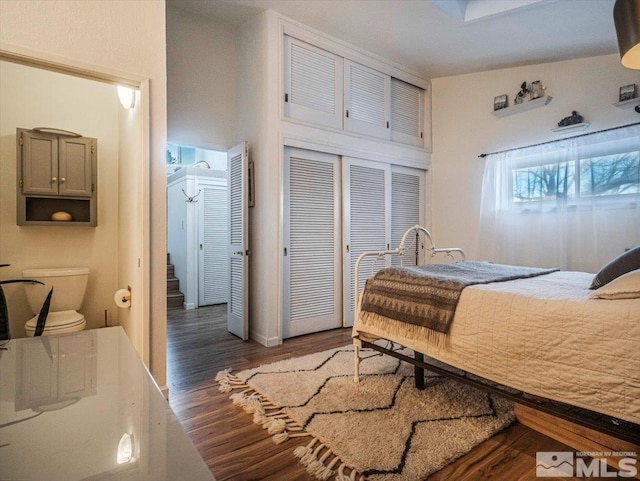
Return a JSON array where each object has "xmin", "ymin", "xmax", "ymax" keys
[{"xmin": 17, "ymin": 128, "xmax": 97, "ymax": 226}]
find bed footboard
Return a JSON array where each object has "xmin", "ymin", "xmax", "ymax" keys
[
  {"xmin": 353, "ymin": 224, "xmax": 464, "ymax": 384},
  {"xmin": 354, "ymin": 226, "xmax": 465, "ymax": 321}
]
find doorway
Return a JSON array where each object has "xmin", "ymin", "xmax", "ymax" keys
[
  {"xmin": 0, "ymin": 53, "xmax": 150, "ymax": 362},
  {"xmin": 166, "ymin": 144, "xmax": 229, "ymax": 310},
  {"xmin": 165, "ymin": 142, "xmax": 250, "ymax": 394}
]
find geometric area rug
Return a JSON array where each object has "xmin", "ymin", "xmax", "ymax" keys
[{"xmin": 216, "ymin": 345, "xmax": 514, "ymax": 481}]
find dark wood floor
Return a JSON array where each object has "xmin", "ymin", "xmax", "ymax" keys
[{"xmin": 167, "ymin": 305, "xmax": 583, "ymax": 481}]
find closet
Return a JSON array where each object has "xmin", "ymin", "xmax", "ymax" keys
[
  {"xmin": 283, "ymin": 34, "xmax": 425, "ymax": 148},
  {"xmin": 236, "ymin": 12, "xmax": 431, "ymax": 345},
  {"xmin": 199, "ymin": 183, "xmax": 228, "ymax": 306},
  {"xmin": 283, "ymin": 147, "xmax": 425, "ymax": 338},
  {"xmin": 283, "ymin": 149, "xmax": 342, "ymax": 338}
]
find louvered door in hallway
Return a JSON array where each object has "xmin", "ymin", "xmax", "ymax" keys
[{"xmin": 198, "ymin": 184, "xmax": 228, "ymax": 306}]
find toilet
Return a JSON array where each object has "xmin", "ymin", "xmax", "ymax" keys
[{"xmin": 22, "ymin": 267, "xmax": 90, "ymax": 336}]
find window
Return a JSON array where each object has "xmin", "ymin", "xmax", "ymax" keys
[
  {"xmin": 512, "ymin": 151, "xmax": 640, "ymax": 204},
  {"xmin": 479, "ymin": 123, "xmax": 640, "ymax": 272},
  {"xmin": 513, "ymin": 161, "xmax": 574, "ymax": 203},
  {"xmin": 579, "ymin": 152, "xmax": 640, "ymax": 197}
]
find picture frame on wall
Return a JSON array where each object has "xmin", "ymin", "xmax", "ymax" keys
[
  {"xmin": 494, "ymin": 94, "xmax": 508, "ymax": 111},
  {"xmin": 619, "ymin": 84, "xmax": 637, "ymax": 102}
]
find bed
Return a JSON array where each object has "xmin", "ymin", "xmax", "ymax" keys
[{"xmin": 352, "ymin": 225, "xmax": 640, "ymax": 445}]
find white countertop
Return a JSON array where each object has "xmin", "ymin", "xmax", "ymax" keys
[{"xmin": 0, "ymin": 327, "xmax": 215, "ymax": 481}]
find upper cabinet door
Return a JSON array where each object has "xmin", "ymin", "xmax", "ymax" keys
[
  {"xmin": 20, "ymin": 129, "xmax": 94, "ymax": 198},
  {"xmin": 283, "ymin": 35, "xmax": 343, "ymax": 130},
  {"xmin": 20, "ymin": 129, "xmax": 59, "ymax": 196},
  {"xmin": 58, "ymin": 137, "xmax": 94, "ymax": 197},
  {"xmin": 391, "ymin": 78, "xmax": 425, "ymax": 148},
  {"xmin": 344, "ymin": 60, "xmax": 391, "ymax": 140}
]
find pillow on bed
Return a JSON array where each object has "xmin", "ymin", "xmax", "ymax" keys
[
  {"xmin": 590, "ymin": 268, "xmax": 640, "ymax": 299},
  {"xmin": 590, "ymin": 246, "xmax": 640, "ymax": 289}
]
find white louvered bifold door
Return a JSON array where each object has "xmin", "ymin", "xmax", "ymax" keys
[
  {"xmin": 283, "ymin": 35, "xmax": 343, "ymax": 130},
  {"xmin": 198, "ymin": 184, "xmax": 228, "ymax": 306},
  {"xmin": 283, "ymin": 148, "xmax": 341, "ymax": 338},
  {"xmin": 343, "ymin": 158, "xmax": 391, "ymax": 326},
  {"xmin": 391, "ymin": 166, "xmax": 425, "ymax": 267},
  {"xmin": 344, "ymin": 60, "xmax": 391, "ymax": 140},
  {"xmin": 390, "ymin": 78, "xmax": 424, "ymax": 147},
  {"xmin": 227, "ymin": 142, "xmax": 249, "ymax": 340}
]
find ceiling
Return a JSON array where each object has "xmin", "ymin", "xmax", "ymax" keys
[{"xmin": 166, "ymin": 0, "xmax": 620, "ymax": 79}]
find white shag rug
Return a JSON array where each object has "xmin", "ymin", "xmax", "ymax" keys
[{"xmin": 216, "ymin": 345, "xmax": 514, "ymax": 481}]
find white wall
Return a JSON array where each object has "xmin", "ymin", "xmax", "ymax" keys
[
  {"xmin": 238, "ymin": 11, "xmax": 282, "ymax": 346},
  {"xmin": 166, "ymin": 5, "xmax": 239, "ymax": 151},
  {"xmin": 196, "ymin": 148, "xmax": 228, "ymax": 170},
  {"xmin": 0, "ymin": 0, "xmax": 168, "ymax": 390},
  {"xmin": 0, "ymin": 61, "xmax": 119, "ymax": 337},
  {"xmin": 431, "ymin": 54, "xmax": 640, "ymax": 262}
]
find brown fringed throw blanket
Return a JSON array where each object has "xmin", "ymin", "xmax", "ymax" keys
[{"xmin": 359, "ymin": 261, "xmax": 558, "ymax": 345}]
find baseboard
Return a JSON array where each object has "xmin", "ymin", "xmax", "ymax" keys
[
  {"xmin": 250, "ymin": 330, "xmax": 281, "ymax": 347},
  {"xmin": 265, "ymin": 336, "xmax": 281, "ymax": 347},
  {"xmin": 183, "ymin": 302, "xmax": 197, "ymax": 310}
]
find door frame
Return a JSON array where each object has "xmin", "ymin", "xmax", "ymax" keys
[{"xmin": 0, "ymin": 44, "xmax": 151, "ymax": 365}]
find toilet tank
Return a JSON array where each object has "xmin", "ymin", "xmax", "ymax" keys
[{"xmin": 22, "ymin": 267, "xmax": 90, "ymax": 314}]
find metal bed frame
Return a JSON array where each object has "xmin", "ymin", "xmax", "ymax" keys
[{"xmin": 352, "ymin": 225, "xmax": 640, "ymax": 444}]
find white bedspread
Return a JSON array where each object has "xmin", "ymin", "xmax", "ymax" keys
[{"xmin": 353, "ymin": 271, "xmax": 640, "ymax": 425}]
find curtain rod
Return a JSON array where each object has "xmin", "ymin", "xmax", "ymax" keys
[{"xmin": 478, "ymin": 121, "xmax": 640, "ymax": 158}]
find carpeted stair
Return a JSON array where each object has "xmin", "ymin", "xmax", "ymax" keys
[{"xmin": 167, "ymin": 253, "xmax": 184, "ymax": 309}]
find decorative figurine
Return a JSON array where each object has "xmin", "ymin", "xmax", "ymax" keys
[
  {"xmin": 557, "ymin": 111, "xmax": 584, "ymax": 127},
  {"xmin": 514, "ymin": 81, "xmax": 529, "ymax": 104},
  {"xmin": 530, "ymin": 80, "xmax": 545, "ymax": 100}
]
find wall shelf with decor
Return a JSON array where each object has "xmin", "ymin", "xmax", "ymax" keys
[
  {"xmin": 492, "ymin": 96, "xmax": 553, "ymax": 118},
  {"xmin": 612, "ymin": 98, "xmax": 640, "ymax": 111},
  {"xmin": 551, "ymin": 122, "xmax": 590, "ymax": 135}
]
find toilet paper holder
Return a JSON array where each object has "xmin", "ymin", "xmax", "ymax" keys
[
  {"xmin": 119, "ymin": 289, "xmax": 131, "ymax": 303},
  {"xmin": 114, "ymin": 287, "xmax": 132, "ymax": 309}
]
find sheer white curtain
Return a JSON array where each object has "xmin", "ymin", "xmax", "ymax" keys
[{"xmin": 479, "ymin": 124, "xmax": 640, "ymax": 272}]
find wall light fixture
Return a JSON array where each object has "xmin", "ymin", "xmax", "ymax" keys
[
  {"xmin": 116, "ymin": 433, "xmax": 134, "ymax": 464},
  {"xmin": 117, "ymin": 86, "xmax": 136, "ymax": 110}
]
